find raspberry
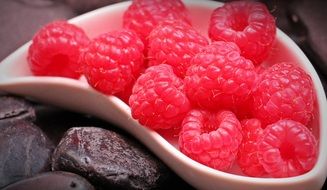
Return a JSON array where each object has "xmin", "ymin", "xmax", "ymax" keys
[
  {"xmin": 237, "ymin": 119, "xmax": 266, "ymax": 177},
  {"xmin": 82, "ymin": 29, "xmax": 144, "ymax": 95},
  {"xmin": 178, "ymin": 110, "xmax": 242, "ymax": 171},
  {"xmin": 252, "ymin": 62, "xmax": 315, "ymax": 127},
  {"xmin": 257, "ymin": 119, "xmax": 317, "ymax": 178},
  {"xmin": 209, "ymin": 1, "xmax": 276, "ymax": 64},
  {"xmin": 233, "ymin": 97, "xmax": 254, "ymax": 120},
  {"xmin": 184, "ymin": 41, "xmax": 257, "ymax": 111},
  {"xmin": 28, "ymin": 21, "xmax": 90, "ymax": 78},
  {"xmin": 148, "ymin": 20, "xmax": 208, "ymax": 78},
  {"xmin": 115, "ymin": 81, "xmax": 135, "ymax": 104},
  {"xmin": 123, "ymin": 0, "xmax": 190, "ymax": 46},
  {"xmin": 129, "ymin": 64, "xmax": 191, "ymax": 130}
]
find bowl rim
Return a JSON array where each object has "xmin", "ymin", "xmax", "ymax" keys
[{"xmin": 69, "ymin": 0, "xmax": 327, "ymax": 184}]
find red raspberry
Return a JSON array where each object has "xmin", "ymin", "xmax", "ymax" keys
[
  {"xmin": 123, "ymin": 0, "xmax": 190, "ymax": 46},
  {"xmin": 257, "ymin": 119, "xmax": 317, "ymax": 178},
  {"xmin": 129, "ymin": 64, "xmax": 191, "ymax": 130},
  {"xmin": 209, "ymin": 1, "xmax": 276, "ymax": 64},
  {"xmin": 237, "ymin": 119, "xmax": 266, "ymax": 177},
  {"xmin": 178, "ymin": 110, "xmax": 242, "ymax": 171},
  {"xmin": 115, "ymin": 81, "xmax": 135, "ymax": 104},
  {"xmin": 148, "ymin": 20, "xmax": 208, "ymax": 78},
  {"xmin": 252, "ymin": 62, "xmax": 315, "ymax": 127},
  {"xmin": 184, "ymin": 41, "xmax": 257, "ymax": 111},
  {"xmin": 233, "ymin": 97, "xmax": 254, "ymax": 120},
  {"xmin": 82, "ymin": 29, "xmax": 144, "ymax": 95},
  {"xmin": 28, "ymin": 21, "xmax": 90, "ymax": 78}
]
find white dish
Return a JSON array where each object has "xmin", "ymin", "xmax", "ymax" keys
[{"xmin": 0, "ymin": 1, "xmax": 326, "ymax": 190}]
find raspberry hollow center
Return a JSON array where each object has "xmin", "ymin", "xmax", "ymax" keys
[
  {"xmin": 280, "ymin": 142, "xmax": 295, "ymax": 160},
  {"xmin": 229, "ymin": 13, "xmax": 248, "ymax": 31},
  {"xmin": 202, "ymin": 114, "xmax": 221, "ymax": 134}
]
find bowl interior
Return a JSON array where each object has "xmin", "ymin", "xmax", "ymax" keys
[{"xmin": 71, "ymin": 0, "xmax": 327, "ymax": 181}]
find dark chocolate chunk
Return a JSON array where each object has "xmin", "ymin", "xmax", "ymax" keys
[
  {"xmin": 0, "ymin": 95, "xmax": 35, "ymax": 123},
  {"xmin": 0, "ymin": 120, "xmax": 54, "ymax": 188},
  {"xmin": 2, "ymin": 171, "xmax": 94, "ymax": 190},
  {"xmin": 52, "ymin": 127, "xmax": 170, "ymax": 190}
]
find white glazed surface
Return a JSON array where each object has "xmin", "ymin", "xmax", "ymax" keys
[{"xmin": 0, "ymin": 1, "xmax": 326, "ymax": 190}]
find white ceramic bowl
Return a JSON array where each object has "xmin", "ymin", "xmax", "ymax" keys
[
  {"xmin": 1, "ymin": 0, "xmax": 327, "ymax": 190},
  {"xmin": 72, "ymin": 1, "xmax": 327, "ymax": 189}
]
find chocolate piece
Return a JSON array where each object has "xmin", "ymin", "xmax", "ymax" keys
[
  {"xmin": 0, "ymin": 120, "xmax": 54, "ymax": 188},
  {"xmin": 52, "ymin": 127, "xmax": 170, "ymax": 190},
  {"xmin": 0, "ymin": 95, "xmax": 35, "ymax": 123},
  {"xmin": 2, "ymin": 171, "xmax": 94, "ymax": 190}
]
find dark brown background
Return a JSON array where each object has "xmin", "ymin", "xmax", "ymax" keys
[{"xmin": 0, "ymin": 0, "xmax": 326, "ymax": 189}]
